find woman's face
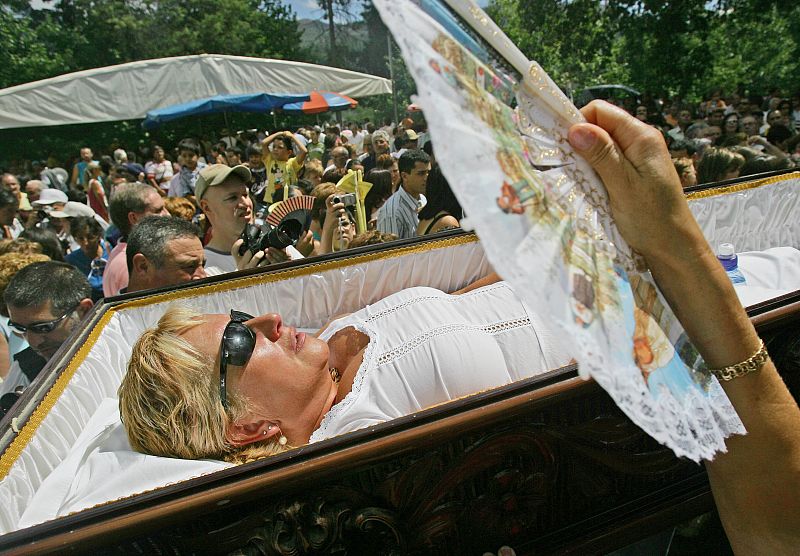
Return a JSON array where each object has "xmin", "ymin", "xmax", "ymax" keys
[
  {"xmin": 724, "ymin": 116, "xmax": 739, "ymax": 133},
  {"xmin": 181, "ymin": 313, "xmax": 333, "ymax": 445},
  {"xmin": 76, "ymin": 231, "xmax": 101, "ymax": 256}
]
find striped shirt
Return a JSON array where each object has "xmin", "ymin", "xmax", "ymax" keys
[{"xmin": 376, "ymin": 187, "xmax": 423, "ymax": 239}]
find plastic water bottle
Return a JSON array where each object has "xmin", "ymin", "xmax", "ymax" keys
[{"xmin": 717, "ymin": 243, "xmax": 746, "ymax": 284}]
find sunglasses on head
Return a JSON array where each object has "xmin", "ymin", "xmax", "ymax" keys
[
  {"xmin": 219, "ymin": 309, "xmax": 256, "ymax": 410},
  {"xmin": 8, "ymin": 304, "xmax": 78, "ymax": 335}
]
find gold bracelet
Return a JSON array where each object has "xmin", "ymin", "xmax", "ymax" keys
[{"xmin": 708, "ymin": 339, "xmax": 770, "ymax": 381}]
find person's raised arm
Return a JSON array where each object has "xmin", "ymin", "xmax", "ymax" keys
[
  {"xmin": 568, "ymin": 100, "xmax": 800, "ymax": 553},
  {"xmin": 320, "ymin": 193, "xmax": 346, "ymax": 254},
  {"xmin": 287, "ymin": 131, "xmax": 308, "ymax": 165},
  {"xmin": 746, "ymin": 134, "xmax": 790, "ymax": 160},
  {"xmin": 262, "ymin": 132, "xmax": 283, "ymax": 146}
]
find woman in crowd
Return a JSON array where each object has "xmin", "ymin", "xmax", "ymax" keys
[
  {"xmin": 145, "ymin": 145, "xmax": 174, "ymax": 193},
  {"xmin": 417, "ymin": 165, "xmax": 462, "ymax": 235},
  {"xmin": 363, "ymin": 169, "xmax": 393, "ymax": 228},
  {"xmin": 19, "ymin": 227, "xmax": 65, "ymax": 261},
  {"xmin": 119, "ymin": 102, "xmax": 800, "ymax": 553},
  {"xmin": 83, "ymin": 162, "xmax": 109, "ymax": 222},
  {"xmin": 696, "ymin": 147, "xmax": 745, "ymax": 184},
  {"xmin": 64, "ymin": 216, "xmax": 109, "ymax": 301}
]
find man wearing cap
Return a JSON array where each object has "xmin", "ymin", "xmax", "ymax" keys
[
  {"xmin": 196, "ymin": 164, "xmax": 256, "ymax": 274},
  {"xmin": 196, "ymin": 164, "xmax": 303, "ymax": 274},
  {"xmin": 0, "ymin": 262, "xmax": 93, "ymax": 397},
  {"xmin": 124, "ymin": 216, "xmax": 207, "ymax": 294},
  {"xmin": 361, "ymin": 130, "xmax": 392, "ymax": 174},
  {"xmin": 103, "ymin": 184, "xmax": 169, "ymax": 296},
  {"xmin": 397, "ymin": 129, "xmax": 419, "ymax": 151},
  {"xmin": 32, "ymin": 188, "xmax": 68, "ymax": 212}
]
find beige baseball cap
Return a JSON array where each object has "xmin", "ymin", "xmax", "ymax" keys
[{"xmin": 194, "ymin": 164, "xmax": 252, "ymax": 200}]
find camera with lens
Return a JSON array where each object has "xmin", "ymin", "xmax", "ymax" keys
[
  {"xmin": 238, "ymin": 219, "xmax": 303, "ymax": 256},
  {"xmin": 332, "ymin": 193, "xmax": 357, "ymax": 207}
]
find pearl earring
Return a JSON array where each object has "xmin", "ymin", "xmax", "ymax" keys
[{"xmin": 278, "ymin": 435, "xmax": 288, "ymax": 446}]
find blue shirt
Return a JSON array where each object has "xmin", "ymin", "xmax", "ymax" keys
[{"xmin": 376, "ymin": 187, "xmax": 423, "ymax": 240}]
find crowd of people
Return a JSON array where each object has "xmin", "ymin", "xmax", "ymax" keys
[{"xmin": 620, "ymin": 88, "xmax": 800, "ymax": 187}]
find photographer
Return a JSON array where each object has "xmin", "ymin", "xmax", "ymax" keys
[
  {"xmin": 320, "ymin": 193, "xmax": 356, "ymax": 254},
  {"xmin": 196, "ymin": 164, "xmax": 306, "ymax": 274}
]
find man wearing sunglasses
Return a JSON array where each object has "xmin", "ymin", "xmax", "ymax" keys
[{"xmin": 0, "ymin": 262, "xmax": 92, "ymax": 397}]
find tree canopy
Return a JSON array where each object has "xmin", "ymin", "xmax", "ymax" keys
[
  {"xmin": 486, "ymin": 0, "xmax": 800, "ymax": 101},
  {"xmin": 0, "ymin": 0, "xmax": 305, "ymax": 89}
]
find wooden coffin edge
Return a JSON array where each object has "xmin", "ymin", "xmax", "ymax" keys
[{"xmin": 0, "ymin": 288, "xmax": 797, "ymax": 554}]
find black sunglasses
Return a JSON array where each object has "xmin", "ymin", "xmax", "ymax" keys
[
  {"xmin": 219, "ymin": 310, "xmax": 256, "ymax": 410},
  {"xmin": 8, "ymin": 304, "xmax": 79, "ymax": 335}
]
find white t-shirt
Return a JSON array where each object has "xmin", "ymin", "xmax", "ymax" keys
[
  {"xmin": 204, "ymin": 245, "xmax": 304, "ymax": 276},
  {"xmin": 310, "ymin": 282, "xmax": 571, "ymax": 442}
]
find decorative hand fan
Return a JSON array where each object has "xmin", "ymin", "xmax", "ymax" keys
[
  {"xmin": 374, "ymin": 0, "xmax": 744, "ymax": 462},
  {"xmin": 266, "ymin": 195, "xmax": 315, "ymax": 229}
]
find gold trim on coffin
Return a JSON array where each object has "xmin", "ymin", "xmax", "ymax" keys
[
  {"xmin": 686, "ymin": 171, "xmax": 800, "ymax": 200},
  {"xmin": 0, "ymin": 234, "xmax": 479, "ymax": 480}
]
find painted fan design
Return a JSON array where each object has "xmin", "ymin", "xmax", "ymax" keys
[{"xmin": 266, "ymin": 195, "xmax": 315, "ymax": 229}]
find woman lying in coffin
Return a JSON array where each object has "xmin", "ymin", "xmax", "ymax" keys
[{"xmin": 119, "ymin": 277, "xmax": 572, "ymax": 463}]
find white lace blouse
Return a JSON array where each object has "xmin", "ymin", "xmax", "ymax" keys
[{"xmin": 310, "ymin": 282, "xmax": 572, "ymax": 442}]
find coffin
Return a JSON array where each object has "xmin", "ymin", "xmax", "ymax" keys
[{"xmin": 0, "ymin": 169, "xmax": 798, "ymax": 554}]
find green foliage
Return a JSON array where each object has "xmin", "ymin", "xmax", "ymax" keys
[
  {"xmin": 0, "ymin": 0, "xmax": 306, "ymax": 89},
  {"xmin": 486, "ymin": 0, "xmax": 799, "ymax": 102},
  {"xmin": 4, "ymin": 0, "xmax": 799, "ymax": 165},
  {"xmin": 0, "ymin": 10, "xmax": 75, "ymax": 88}
]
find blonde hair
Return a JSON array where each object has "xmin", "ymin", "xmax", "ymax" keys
[
  {"xmin": 119, "ymin": 305, "xmax": 289, "ymax": 464},
  {"xmin": 0, "ymin": 252, "xmax": 50, "ymax": 314},
  {"xmin": 0, "ymin": 238, "xmax": 42, "ymax": 256}
]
